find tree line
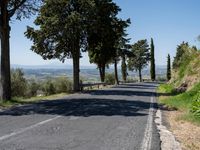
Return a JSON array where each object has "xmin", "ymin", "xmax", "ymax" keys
[{"xmin": 0, "ymin": 0, "xmax": 157, "ymax": 101}]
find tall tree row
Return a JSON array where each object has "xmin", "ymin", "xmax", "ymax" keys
[
  {"xmin": 25, "ymin": 0, "xmax": 129, "ymax": 90},
  {"xmin": 87, "ymin": 0, "xmax": 130, "ymax": 84},
  {"xmin": 150, "ymin": 38, "xmax": 156, "ymax": 81},
  {"xmin": 0, "ymin": 0, "xmax": 42, "ymax": 100}
]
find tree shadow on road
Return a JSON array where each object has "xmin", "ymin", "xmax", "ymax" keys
[
  {"xmin": 84, "ymin": 89, "xmax": 157, "ymax": 97},
  {"xmin": 0, "ymin": 98, "xmax": 157, "ymax": 117}
]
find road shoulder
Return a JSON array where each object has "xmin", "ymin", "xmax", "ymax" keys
[{"xmin": 162, "ymin": 110, "xmax": 200, "ymax": 150}]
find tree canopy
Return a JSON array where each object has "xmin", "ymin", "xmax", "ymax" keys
[
  {"xmin": 87, "ymin": 0, "xmax": 124, "ymax": 82},
  {"xmin": 128, "ymin": 39, "xmax": 150, "ymax": 82}
]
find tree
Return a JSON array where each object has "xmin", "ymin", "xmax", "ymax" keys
[
  {"xmin": 172, "ymin": 42, "xmax": 189, "ymax": 69},
  {"xmin": 120, "ymin": 39, "xmax": 132, "ymax": 82},
  {"xmin": 112, "ymin": 19, "xmax": 130, "ymax": 85},
  {"xmin": 25, "ymin": 0, "xmax": 94, "ymax": 91},
  {"xmin": 128, "ymin": 39, "xmax": 150, "ymax": 82},
  {"xmin": 0, "ymin": 0, "xmax": 41, "ymax": 100},
  {"xmin": 150, "ymin": 38, "xmax": 156, "ymax": 81},
  {"xmin": 167, "ymin": 54, "xmax": 171, "ymax": 81},
  {"xmin": 87, "ymin": 0, "xmax": 121, "ymax": 83}
]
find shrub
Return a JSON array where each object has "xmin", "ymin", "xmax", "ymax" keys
[
  {"xmin": 42, "ymin": 80, "xmax": 56, "ymax": 96},
  {"xmin": 105, "ymin": 73, "xmax": 115, "ymax": 85},
  {"xmin": 54, "ymin": 77, "xmax": 72, "ymax": 93},
  {"xmin": 11, "ymin": 69, "xmax": 28, "ymax": 97},
  {"xmin": 191, "ymin": 91, "xmax": 200, "ymax": 118},
  {"xmin": 26, "ymin": 80, "xmax": 41, "ymax": 97}
]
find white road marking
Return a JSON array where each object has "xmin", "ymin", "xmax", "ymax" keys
[
  {"xmin": 0, "ymin": 116, "xmax": 61, "ymax": 141},
  {"xmin": 141, "ymin": 95, "xmax": 154, "ymax": 150}
]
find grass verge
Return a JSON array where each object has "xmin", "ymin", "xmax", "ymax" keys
[
  {"xmin": 157, "ymin": 83, "xmax": 200, "ymax": 125},
  {"xmin": 0, "ymin": 93, "xmax": 68, "ymax": 109}
]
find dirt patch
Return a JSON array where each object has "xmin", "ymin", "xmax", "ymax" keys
[{"xmin": 164, "ymin": 111, "xmax": 200, "ymax": 150}]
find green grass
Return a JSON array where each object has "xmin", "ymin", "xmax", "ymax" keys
[
  {"xmin": 158, "ymin": 83, "xmax": 200, "ymax": 125},
  {"xmin": 0, "ymin": 93, "xmax": 68, "ymax": 109}
]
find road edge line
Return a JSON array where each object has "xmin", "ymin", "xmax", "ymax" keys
[{"xmin": 141, "ymin": 95, "xmax": 154, "ymax": 150}]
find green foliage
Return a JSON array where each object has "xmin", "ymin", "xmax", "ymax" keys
[
  {"xmin": 128, "ymin": 39, "xmax": 150, "ymax": 81},
  {"xmin": 191, "ymin": 91, "xmax": 200, "ymax": 118},
  {"xmin": 158, "ymin": 83, "xmax": 200, "ymax": 124},
  {"xmin": 11, "ymin": 69, "xmax": 28, "ymax": 97},
  {"xmin": 54, "ymin": 77, "xmax": 72, "ymax": 93},
  {"xmin": 87, "ymin": 0, "xmax": 129, "ymax": 82},
  {"xmin": 26, "ymin": 80, "xmax": 40, "ymax": 97},
  {"xmin": 3, "ymin": 0, "xmax": 42, "ymax": 20},
  {"xmin": 25, "ymin": 0, "xmax": 95, "ymax": 91},
  {"xmin": 158, "ymin": 84, "xmax": 174, "ymax": 94},
  {"xmin": 170, "ymin": 42, "xmax": 199, "ymax": 86},
  {"xmin": 128, "ymin": 39, "xmax": 150, "ymax": 71},
  {"xmin": 105, "ymin": 73, "xmax": 115, "ymax": 85},
  {"xmin": 150, "ymin": 38, "xmax": 156, "ymax": 81},
  {"xmin": 42, "ymin": 80, "xmax": 56, "ymax": 96},
  {"xmin": 167, "ymin": 54, "xmax": 171, "ymax": 81},
  {"xmin": 173, "ymin": 42, "xmax": 188, "ymax": 69}
]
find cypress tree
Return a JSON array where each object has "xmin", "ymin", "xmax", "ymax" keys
[
  {"xmin": 167, "ymin": 54, "xmax": 171, "ymax": 81},
  {"xmin": 150, "ymin": 38, "xmax": 156, "ymax": 81}
]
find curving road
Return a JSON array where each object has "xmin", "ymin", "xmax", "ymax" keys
[{"xmin": 0, "ymin": 82, "xmax": 160, "ymax": 150}]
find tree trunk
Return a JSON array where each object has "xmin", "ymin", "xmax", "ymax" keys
[
  {"xmin": 121, "ymin": 55, "xmax": 127, "ymax": 82},
  {"xmin": 1, "ymin": 1, "xmax": 11, "ymax": 100},
  {"xmin": 99, "ymin": 64, "xmax": 105, "ymax": 82},
  {"xmin": 114, "ymin": 59, "xmax": 119, "ymax": 85},
  {"xmin": 72, "ymin": 42, "xmax": 80, "ymax": 92},
  {"xmin": 139, "ymin": 68, "xmax": 142, "ymax": 82}
]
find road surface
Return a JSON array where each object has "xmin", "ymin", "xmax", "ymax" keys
[{"xmin": 0, "ymin": 82, "xmax": 160, "ymax": 150}]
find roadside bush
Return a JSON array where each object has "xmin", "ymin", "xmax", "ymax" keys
[
  {"xmin": 54, "ymin": 77, "xmax": 72, "ymax": 93},
  {"xmin": 26, "ymin": 80, "xmax": 41, "ymax": 97},
  {"xmin": 42, "ymin": 80, "xmax": 56, "ymax": 96},
  {"xmin": 11, "ymin": 69, "xmax": 28, "ymax": 97},
  {"xmin": 105, "ymin": 73, "xmax": 115, "ymax": 85}
]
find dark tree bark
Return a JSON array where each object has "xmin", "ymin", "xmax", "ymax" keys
[
  {"xmin": 121, "ymin": 55, "xmax": 127, "ymax": 82},
  {"xmin": 139, "ymin": 68, "xmax": 142, "ymax": 82},
  {"xmin": 114, "ymin": 59, "xmax": 119, "ymax": 85},
  {"xmin": 99, "ymin": 64, "xmax": 105, "ymax": 82},
  {"xmin": 1, "ymin": 0, "xmax": 11, "ymax": 100},
  {"xmin": 72, "ymin": 43, "xmax": 80, "ymax": 92}
]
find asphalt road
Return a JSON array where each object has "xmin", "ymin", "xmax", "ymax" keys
[{"xmin": 0, "ymin": 82, "xmax": 160, "ymax": 150}]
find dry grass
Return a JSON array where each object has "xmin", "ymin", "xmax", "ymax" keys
[{"xmin": 164, "ymin": 111, "xmax": 200, "ymax": 150}]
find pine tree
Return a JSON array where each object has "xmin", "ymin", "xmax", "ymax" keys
[
  {"xmin": 150, "ymin": 38, "xmax": 156, "ymax": 81},
  {"xmin": 25, "ymin": 0, "xmax": 94, "ymax": 92},
  {"xmin": 167, "ymin": 54, "xmax": 171, "ymax": 81}
]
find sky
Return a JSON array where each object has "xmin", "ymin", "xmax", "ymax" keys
[{"xmin": 9, "ymin": 0, "xmax": 200, "ymax": 66}]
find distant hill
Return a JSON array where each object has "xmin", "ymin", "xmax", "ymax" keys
[{"xmin": 11, "ymin": 64, "xmax": 96, "ymax": 69}]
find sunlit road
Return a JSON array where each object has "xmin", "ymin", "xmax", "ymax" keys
[{"xmin": 0, "ymin": 83, "xmax": 160, "ymax": 150}]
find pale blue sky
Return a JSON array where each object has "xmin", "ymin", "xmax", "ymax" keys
[{"xmin": 10, "ymin": 0, "xmax": 200, "ymax": 66}]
